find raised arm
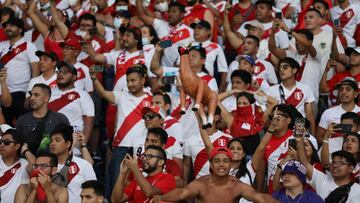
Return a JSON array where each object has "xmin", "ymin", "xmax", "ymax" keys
[
  {"xmin": 111, "ymin": 157, "xmax": 130, "ymax": 203},
  {"xmin": 84, "ymin": 42, "xmax": 107, "ymax": 64},
  {"xmin": 150, "ymin": 44, "xmax": 164, "ymax": 77},
  {"xmin": 136, "ymin": 0, "xmax": 155, "ymax": 25},
  {"xmin": 296, "ymin": 135, "xmax": 313, "ymax": 180},
  {"xmin": 217, "ymin": 99, "xmax": 234, "ymax": 130},
  {"xmin": 195, "ymin": 112, "xmax": 214, "ymax": 156},
  {"xmin": 50, "ymin": 1, "xmax": 69, "ymax": 38},
  {"xmin": 223, "ymin": 4, "xmax": 243, "ymax": 50},
  {"xmin": 331, "ymin": 29, "xmax": 348, "ymax": 65},
  {"xmin": 319, "ymin": 59, "xmax": 335, "ymax": 93},
  {"xmin": 153, "ymin": 181, "xmax": 200, "ymax": 202},
  {"xmin": 0, "ymin": 68, "xmax": 12, "ymax": 107},
  {"xmin": 27, "ymin": 0, "xmax": 50, "ymax": 37},
  {"xmin": 90, "ymin": 67, "xmax": 115, "ymax": 103},
  {"xmin": 236, "ymin": 182, "xmax": 280, "ymax": 203},
  {"xmin": 320, "ymin": 123, "xmax": 337, "ymax": 168},
  {"xmin": 269, "ymin": 21, "xmax": 286, "ymax": 59}
]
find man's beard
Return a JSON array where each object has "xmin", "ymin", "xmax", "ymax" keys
[{"xmin": 143, "ymin": 161, "xmax": 158, "ymax": 173}]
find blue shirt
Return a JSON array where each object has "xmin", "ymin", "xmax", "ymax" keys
[{"xmin": 272, "ymin": 188, "xmax": 324, "ymax": 203}]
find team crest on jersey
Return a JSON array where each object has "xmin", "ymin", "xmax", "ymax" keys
[
  {"xmin": 217, "ymin": 139, "xmax": 226, "ymax": 147},
  {"xmin": 69, "ymin": 165, "xmax": 77, "ymax": 174},
  {"xmin": 346, "ymin": 9, "xmax": 354, "ymax": 19},
  {"xmin": 11, "ymin": 168, "xmax": 17, "ymax": 174},
  {"xmin": 68, "ymin": 94, "xmax": 76, "ymax": 100},
  {"xmin": 320, "ymin": 42, "xmax": 326, "ymax": 49},
  {"xmin": 294, "ymin": 92, "xmax": 303, "ymax": 101},
  {"xmin": 254, "ymin": 66, "xmax": 260, "ymax": 74},
  {"xmin": 143, "ymin": 100, "xmax": 151, "ymax": 107},
  {"xmin": 14, "ymin": 48, "xmax": 20, "ymax": 54}
]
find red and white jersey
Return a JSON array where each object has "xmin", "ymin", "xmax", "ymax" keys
[
  {"xmin": 192, "ymin": 40, "xmax": 228, "ymax": 76},
  {"xmin": 76, "ymin": 35, "xmax": 104, "ymax": 63},
  {"xmin": 267, "ymin": 82, "xmax": 315, "ymax": 117},
  {"xmin": 164, "ymin": 115, "xmax": 185, "ymax": 145},
  {"xmin": 26, "ymin": 73, "xmax": 58, "ymax": 97},
  {"xmin": 238, "ymin": 20, "xmax": 290, "ymax": 49},
  {"xmin": 153, "ymin": 19, "xmax": 194, "ymax": 66},
  {"xmin": 0, "ymin": 38, "xmax": 39, "ymax": 93},
  {"xmin": 48, "ymin": 87, "xmax": 95, "ymax": 129},
  {"xmin": 104, "ymin": 50, "xmax": 146, "ymax": 91},
  {"xmin": 183, "ymin": 130, "xmax": 232, "ymax": 178},
  {"xmin": 57, "ymin": 156, "xmax": 96, "ymax": 203},
  {"xmin": 0, "ymin": 158, "xmax": 28, "ymax": 203},
  {"xmin": 143, "ymin": 44, "xmax": 157, "ymax": 77},
  {"xmin": 318, "ymin": 136, "xmax": 343, "ymax": 163},
  {"xmin": 275, "ymin": 0, "xmax": 301, "ymax": 11},
  {"xmin": 112, "ymin": 90, "xmax": 152, "ymax": 147},
  {"xmin": 264, "ymin": 130, "xmax": 294, "ymax": 185},
  {"xmin": 74, "ymin": 62, "xmax": 93, "ymax": 92},
  {"xmin": 222, "ymin": 95, "xmax": 237, "ymax": 113},
  {"xmin": 286, "ymin": 50, "xmax": 322, "ymax": 102},
  {"xmin": 318, "ymin": 104, "xmax": 360, "ymax": 130},
  {"xmin": 24, "ymin": 29, "xmax": 44, "ymax": 52},
  {"xmin": 331, "ymin": 4, "xmax": 360, "ymax": 47}
]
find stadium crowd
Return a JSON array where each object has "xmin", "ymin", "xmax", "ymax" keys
[{"xmin": 1, "ymin": 0, "xmax": 360, "ymax": 202}]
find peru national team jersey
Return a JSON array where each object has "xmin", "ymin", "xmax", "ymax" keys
[
  {"xmin": 318, "ymin": 104, "xmax": 360, "ymax": 130},
  {"xmin": 164, "ymin": 116, "xmax": 185, "ymax": 145},
  {"xmin": 48, "ymin": 87, "xmax": 95, "ymax": 129},
  {"xmin": 0, "ymin": 158, "xmax": 29, "ymax": 203},
  {"xmin": 26, "ymin": 73, "xmax": 58, "ymax": 97},
  {"xmin": 74, "ymin": 62, "xmax": 93, "ymax": 92},
  {"xmin": 183, "ymin": 130, "xmax": 232, "ymax": 178}
]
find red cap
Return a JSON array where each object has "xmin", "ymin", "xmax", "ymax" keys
[
  {"xmin": 60, "ymin": 35, "xmax": 82, "ymax": 50},
  {"xmin": 141, "ymin": 106, "xmax": 166, "ymax": 119},
  {"xmin": 209, "ymin": 147, "xmax": 233, "ymax": 161}
]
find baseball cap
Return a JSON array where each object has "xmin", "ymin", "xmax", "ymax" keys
[
  {"xmin": 209, "ymin": 147, "xmax": 233, "ymax": 161},
  {"xmin": 3, "ymin": 17, "xmax": 24, "ymax": 32},
  {"xmin": 190, "ymin": 20, "xmax": 211, "ymax": 30},
  {"xmin": 236, "ymin": 55, "xmax": 256, "ymax": 66},
  {"xmin": 331, "ymin": 150, "xmax": 357, "ymax": 167},
  {"xmin": 0, "ymin": 124, "xmax": 14, "ymax": 134},
  {"xmin": 57, "ymin": 61, "xmax": 77, "ymax": 75},
  {"xmin": 35, "ymin": 51, "xmax": 58, "ymax": 61},
  {"xmin": 335, "ymin": 77, "xmax": 358, "ymax": 91},
  {"xmin": 59, "ymin": 35, "xmax": 82, "ymax": 50},
  {"xmin": 304, "ymin": 134, "xmax": 318, "ymax": 151},
  {"xmin": 281, "ymin": 160, "xmax": 307, "ymax": 184},
  {"xmin": 244, "ymin": 21, "xmax": 265, "ymax": 31},
  {"xmin": 189, "ymin": 45, "xmax": 206, "ymax": 59},
  {"xmin": 141, "ymin": 106, "xmax": 166, "ymax": 119},
  {"xmin": 345, "ymin": 47, "xmax": 360, "ymax": 56}
]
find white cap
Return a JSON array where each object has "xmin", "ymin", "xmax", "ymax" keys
[
  {"xmin": 305, "ymin": 134, "xmax": 318, "ymax": 151},
  {"xmin": 0, "ymin": 124, "xmax": 14, "ymax": 133}
]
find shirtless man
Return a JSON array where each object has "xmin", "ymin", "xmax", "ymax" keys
[
  {"xmin": 152, "ymin": 147, "xmax": 280, "ymax": 203},
  {"xmin": 14, "ymin": 151, "xmax": 68, "ymax": 203}
]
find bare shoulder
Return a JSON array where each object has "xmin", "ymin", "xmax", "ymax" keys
[{"xmin": 52, "ymin": 183, "xmax": 68, "ymax": 194}]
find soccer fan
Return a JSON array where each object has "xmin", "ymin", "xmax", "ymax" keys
[
  {"xmin": 0, "ymin": 17, "xmax": 40, "ymax": 124},
  {"xmin": 17, "ymin": 84, "xmax": 70, "ymax": 154},
  {"xmin": 317, "ymin": 78, "xmax": 360, "ymax": 143},
  {"xmin": 227, "ymin": 0, "xmax": 256, "ymax": 31},
  {"xmin": 48, "ymin": 61, "xmax": 94, "ymax": 143},
  {"xmin": 111, "ymin": 145, "xmax": 176, "ymax": 203},
  {"xmin": 152, "ymin": 147, "xmax": 280, "ymax": 203},
  {"xmin": 272, "ymin": 160, "xmax": 324, "ymax": 203},
  {"xmin": 0, "ymin": 129, "xmax": 29, "ymax": 203},
  {"xmin": 312, "ymin": 0, "xmax": 333, "ymax": 31},
  {"xmin": 266, "ymin": 57, "xmax": 316, "ymax": 134},
  {"xmin": 49, "ymin": 124, "xmax": 96, "ymax": 203},
  {"xmin": 80, "ymin": 180, "xmax": 105, "ymax": 203},
  {"xmin": 90, "ymin": 65, "xmax": 151, "ymax": 196},
  {"xmin": 14, "ymin": 151, "xmax": 68, "ymax": 203},
  {"xmin": 0, "ymin": 66, "xmax": 12, "ymax": 109}
]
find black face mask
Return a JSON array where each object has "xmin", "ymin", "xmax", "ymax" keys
[{"xmin": 187, "ymin": 0, "xmax": 197, "ymax": 6}]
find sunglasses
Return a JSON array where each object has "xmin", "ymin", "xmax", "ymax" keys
[
  {"xmin": 140, "ymin": 153, "xmax": 164, "ymax": 160},
  {"xmin": 0, "ymin": 139, "xmax": 16, "ymax": 146},
  {"xmin": 143, "ymin": 114, "xmax": 160, "ymax": 120}
]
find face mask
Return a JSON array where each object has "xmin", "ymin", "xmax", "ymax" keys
[
  {"xmin": 69, "ymin": 0, "xmax": 78, "ymax": 6},
  {"xmin": 235, "ymin": 105, "xmax": 253, "ymax": 118},
  {"xmin": 142, "ymin": 37, "xmax": 150, "ymax": 45},
  {"xmin": 40, "ymin": 2, "xmax": 51, "ymax": 10},
  {"xmin": 116, "ymin": 5, "xmax": 128, "ymax": 11},
  {"xmin": 76, "ymin": 29, "xmax": 87, "ymax": 39},
  {"xmin": 113, "ymin": 17, "xmax": 123, "ymax": 29},
  {"xmin": 155, "ymin": 2, "xmax": 168, "ymax": 12}
]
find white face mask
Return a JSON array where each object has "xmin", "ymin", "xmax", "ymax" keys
[
  {"xmin": 116, "ymin": 5, "xmax": 128, "ymax": 11},
  {"xmin": 76, "ymin": 29, "xmax": 87, "ymax": 39},
  {"xmin": 113, "ymin": 17, "xmax": 123, "ymax": 29},
  {"xmin": 142, "ymin": 37, "xmax": 150, "ymax": 45},
  {"xmin": 69, "ymin": 0, "xmax": 78, "ymax": 7},
  {"xmin": 40, "ymin": 2, "xmax": 51, "ymax": 10},
  {"xmin": 155, "ymin": 2, "xmax": 168, "ymax": 12}
]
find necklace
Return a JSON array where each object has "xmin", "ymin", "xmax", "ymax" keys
[{"xmin": 287, "ymin": 192, "xmax": 304, "ymax": 203}]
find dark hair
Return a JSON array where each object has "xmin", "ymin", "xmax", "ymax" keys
[
  {"xmin": 146, "ymin": 145, "xmax": 167, "ymax": 163},
  {"xmin": 79, "ymin": 13, "xmax": 97, "ymax": 27},
  {"xmin": 0, "ymin": 7, "xmax": 15, "ymax": 19},
  {"xmin": 312, "ymin": 0, "xmax": 329, "ymax": 10},
  {"xmin": 304, "ymin": 136, "xmax": 321, "ymax": 164},
  {"xmin": 331, "ymin": 150, "xmax": 357, "ymax": 167},
  {"xmin": 255, "ymin": 0, "xmax": 274, "ymax": 9},
  {"xmin": 5, "ymin": 129, "xmax": 22, "ymax": 144},
  {"xmin": 189, "ymin": 45, "xmax": 206, "ymax": 59},
  {"xmin": 341, "ymin": 112, "xmax": 360, "ymax": 126},
  {"xmin": 81, "ymin": 180, "xmax": 105, "ymax": 196},
  {"xmin": 297, "ymin": 29, "xmax": 314, "ymax": 41},
  {"xmin": 278, "ymin": 57, "xmax": 300, "ymax": 70},
  {"xmin": 237, "ymin": 92, "xmax": 255, "ymax": 104},
  {"xmin": 343, "ymin": 133, "xmax": 360, "ymax": 162},
  {"xmin": 227, "ymin": 138, "xmax": 249, "ymax": 179},
  {"xmin": 126, "ymin": 64, "xmax": 147, "ymax": 78},
  {"xmin": 33, "ymin": 83, "xmax": 52, "ymax": 99},
  {"xmin": 36, "ymin": 150, "xmax": 58, "ymax": 167},
  {"xmin": 50, "ymin": 124, "xmax": 73, "ymax": 151},
  {"xmin": 141, "ymin": 25, "xmax": 160, "ymax": 45},
  {"xmin": 169, "ymin": 2, "xmax": 185, "ymax": 13},
  {"xmin": 231, "ymin": 70, "xmax": 252, "ymax": 85},
  {"xmin": 215, "ymin": 106, "xmax": 221, "ymax": 116},
  {"xmin": 306, "ymin": 8, "xmax": 323, "ymax": 18},
  {"xmin": 245, "ymin": 35, "xmax": 260, "ymax": 47},
  {"xmin": 126, "ymin": 26, "xmax": 143, "ymax": 49},
  {"xmin": 271, "ymin": 104, "xmax": 302, "ymax": 129},
  {"xmin": 147, "ymin": 127, "xmax": 168, "ymax": 145},
  {"xmin": 153, "ymin": 92, "xmax": 172, "ymax": 115}
]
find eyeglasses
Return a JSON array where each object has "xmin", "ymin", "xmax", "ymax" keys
[
  {"xmin": 140, "ymin": 153, "xmax": 164, "ymax": 160},
  {"xmin": 32, "ymin": 163, "xmax": 54, "ymax": 169},
  {"xmin": 331, "ymin": 161, "xmax": 351, "ymax": 167},
  {"xmin": 143, "ymin": 114, "xmax": 160, "ymax": 120},
  {"xmin": 0, "ymin": 139, "xmax": 16, "ymax": 146}
]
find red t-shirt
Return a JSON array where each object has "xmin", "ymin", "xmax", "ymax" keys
[{"xmin": 124, "ymin": 172, "xmax": 176, "ymax": 203}]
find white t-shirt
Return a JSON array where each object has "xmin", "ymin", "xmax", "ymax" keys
[
  {"xmin": 164, "ymin": 116, "xmax": 185, "ymax": 146},
  {"xmin": 74, "ymin": 62, "xmax": 93, "ymax": 93},
  {"xmin": 222, "ymin": 95, "xmax": 237, "ymax": 113},
  {"xmin": 310, "ymin": 167, "xmax": 360, "ymax": 202},
  {"xmin": 0, "ymin": 38, "xmax": 39, "ymax": 93},
  {"xmin": 318, "ymin": 104, "xmax": 360, "ymax": 130},
  {"xmin": 26, "ymin": 73, "xmax": 58, "ymax": 97},
  {"xmin": 267, "ymin": 82, "xmax": 315, "ymax": 117},
  {"xmin": 24, "ymin": 29, "xmax": 44, "ymax": 52},
  {"xmin": 57, "ymin": 156, "xmax": 96, "ymax": 203},
  {"xmin": 0, "ymin": 158, "xmax": 28, "ymax": 203}
]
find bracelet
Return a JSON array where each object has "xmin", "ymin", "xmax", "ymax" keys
[
  {"xmin": 323, "ymin": 139, "xmax": 329, "ymax": 144},
  {"xmin": 288, "ymin": 29, "xmax": 294, "ymax": 35},
  {"xmin": 22, "ymin": 149, "xmax": 29, "ymax": 157},
  {"xmin": 277, "ymin": 164, "xmax": 282, "ymax": 170}
]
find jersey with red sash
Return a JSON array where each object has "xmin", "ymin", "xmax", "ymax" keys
[
  {"xmin": 264, "ymin": 130, "xmax": 294, "ymax": 192},
  {"xmin": 230, "ymin": 104, "xmax": 264, "ymax": 138},
  {"xmin": 112, "ymin": 90, "xmax": 152, "ymax": 147},
  {"xmin": 58, "ymin": 156, "xmax": 96, "ymax": 203},
  {"xmin": 184, "ymin": 130, "xmax": 232, "ymax": 178},
  {"xmin": 44, "ymin": 32, "xmax": 64, "ymax": 60},
  {"xmin": 327, "ymin": 72, "xmax": 360, "ymax": 106},
  {"xmin": 0, "ymin": 158, "xmax": 28, "ymax": 203},
  {"xmin": 77, "ymin": 35, "xmax": 106, "ymax": 67},
  {"xmin": 164, "ymin": 115, "xmax": 185, "ymax": 145},
  {"xmin": 26, "ymin": 73, "xmax": 58, "ymax": 97}
]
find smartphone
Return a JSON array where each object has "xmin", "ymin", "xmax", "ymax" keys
[
  {"xmin": 127, "ymin": 147, "xmax": 134, "ymax": 157},
  {"xmin": 93, "ymin": 65, "xmax": 103, "ymax": 72},
  {"xmin": 294, "ymin": 118, "xmax": 305, "ymax": 137},
  {"xmin": 334, "ymin": 124, "xmax": 353, "ymax": 133},
  {"xmin": 161, "ymin": 76, "xmax": 176, "ymax": 85},
  {"xmin": 334, "ymin": 19, "xmax": 340, "ymax": 27},
  {"xmin": 73, "ymin": 125, "xmax": 81, "ymax": 133},
  {"xmin": 275, "ymin": 12, "xmax": 282, "ymax": 20},
  {"xmin": 159, "ymin": 40, "xmax": 173, "ymax": 49},
  {"xmin": 288, "ymin": 139, "xmax": 297, "ymax": 150}
]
